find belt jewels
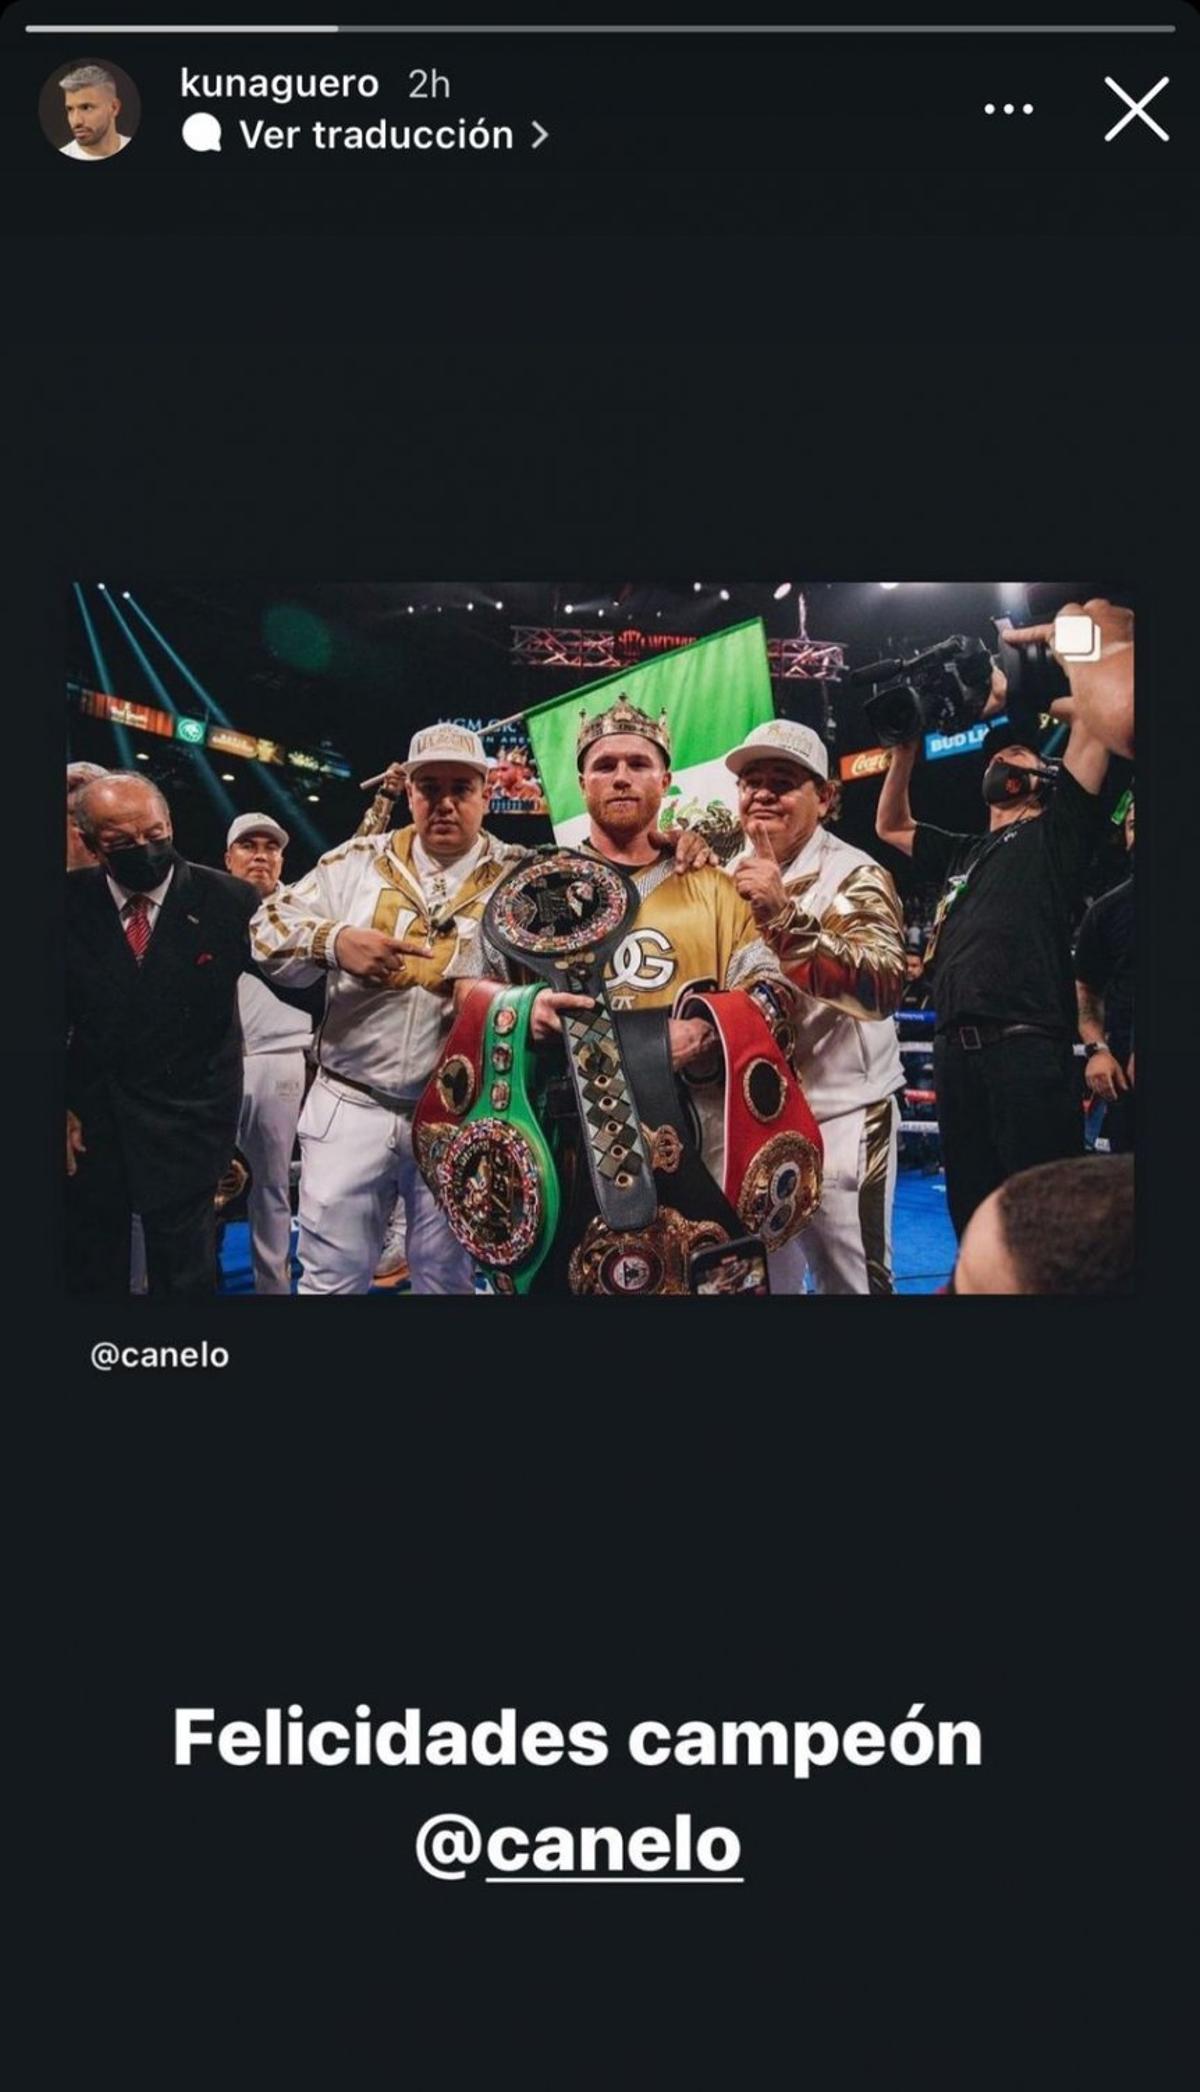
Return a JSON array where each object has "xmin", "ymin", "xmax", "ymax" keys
[
  {"xmin": 484, "ymin": 850, "xmax": 656, "ymax": 1233},
  {"xmin": 415, "ymin": 981, "xmax": 560, "ymax": 1296},
  {"xmin": 676, "ymin": 988, "xmax": 823, "ymax": 1249}
]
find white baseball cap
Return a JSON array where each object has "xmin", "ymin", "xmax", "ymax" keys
[
  {"xmin": 724, "ymin": 718, "xmax": 830, "ymax": 783},
  {"xmin": 405, "ymin": 723, "xmax": 491, "ymax": 777},
  {"xmin": 227, "ymin": 812, "xmax": 290, "ymax": 849}
]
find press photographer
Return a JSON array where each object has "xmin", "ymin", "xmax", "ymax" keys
[{"xmin": 873, "ymin": 604, "xmax": 1129, "ymax": 1238}]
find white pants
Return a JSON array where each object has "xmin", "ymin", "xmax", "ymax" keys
[
  {"xmin": 771, "ymin": 1095, "xmax": 899, "ymax": 1297},
  {"xmin": 296, "ymin": 1069, "xmax": 474, "ymax": 1296},
  {"xmin": 237, "ymin": 1049, "xmax": 306, "ymax": 1295}
]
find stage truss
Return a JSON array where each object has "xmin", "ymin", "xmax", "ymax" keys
[{"xmin": 510, "ymin": 627, "xmax": 845, "ymax": 679}]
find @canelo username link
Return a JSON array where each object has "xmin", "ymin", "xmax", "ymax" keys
[
  {"xmin": 415, "ymin": 1812, "xmax": 742, "ymax": 1881},
  {"xmin": 91, "ymin": 1339, "xmax": 229, "ymax": 1370}
]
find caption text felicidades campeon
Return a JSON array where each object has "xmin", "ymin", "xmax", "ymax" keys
[{"xmin": 176, "ymin": 1706, "xmax": 982, "ymax": 1880}]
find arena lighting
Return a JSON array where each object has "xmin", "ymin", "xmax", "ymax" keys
[
  {"xmin": 135, "ymin": 751, "xmax": 150, "ymax": 762},
  {"xmin": 564, "ymin": 603, "xmax": 574, "ymax": 614},
  {"xmin": 220, "ymin": 773, "xmax": 236, "ymax": 782},
  {"xmin": 121, "ymin": 591, "xmax": 130, "ymax": 599},
  {"xmin": 693, "ymin": 581, "xmax": 703, "ymax": 592},
  {"xmin": 72, "ymin": 582, "xmax": 133, "ymax": 763},
  {"xmin": 101, "ymin": 591, "xmax": 237, "ymax": 822},
  {"xmin": 98, "ymin": 582, "xmax": 106, "ymax": 590},
  {"xmin": 719, "ymin": 589, "xmax": 731, "ymax": 601},
  {"xmin": 880, "ymin": 582, "xmax": 900, "ymax": 590},
  {"xmin": 101, "ymin": 591, "xmax": 179, "ymax": 715},
  {"xmin": 307, "ymin": 793, "xmax": 320, "ymax": 802},
  {"xmin": 121, "ymin": 591, "xmax": 325, "ymax": 855},
  {"xmin": 495, "ymin": 600, "xmax": 504, "ymax": 610},
  {"xmin": 773, "ymin": 583, "xmax": 792, "ymax": 600}
]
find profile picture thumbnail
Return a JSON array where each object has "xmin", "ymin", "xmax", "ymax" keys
[{"xmin": 41, "ymin": 58, "xmax": 141, "ymax": 161}]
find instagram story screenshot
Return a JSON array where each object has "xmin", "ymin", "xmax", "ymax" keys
[{"xmin": 4, "ymin": 6, "xmax": 1194, "ymax": 2086}]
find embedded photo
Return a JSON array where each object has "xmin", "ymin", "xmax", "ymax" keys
[{"xmin": 64, "ymin": 580, "xmax": 1135, "ymax": 1300}]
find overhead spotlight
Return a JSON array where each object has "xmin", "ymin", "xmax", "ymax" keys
[
  {"xmin": 880, "ymin": 582, "xmax": 900, "ymax": 590},
  {"xmin": 220, "ymin": 773, "xmax": 235, "ymax": 782},
  {"xmin": 307, "ymin": 793, "xmax": 320, "ymax": 802},
  {"xmin": 436, "ymin": 606, "xmax": 443, "ymax": 613},
  {"xmin": 495, "ymin": 599, "xmax": 504, "ymax": 610},
  {"xmin": 407, "ymin": 604, "xmax": 414, "ymax": 614},
  {"xmin": 467, "ymin": 601, "xmax": 475, "ymax": 611},
  {"xmin": 598, "ymin": 608, "xmax": 605, "ymax": 617},
  {"xmin": 693, "ymin": 582, "xmax": 703, "ymax": 593},
  {"xmin": 657, "ymin": 610, "xmax": 663, "ymax": 619},
  {"xmin": 773, "ymin": 583, "xmax": 792, "ymax": 601},
  {"xmin": 135, "ymin": 750, "xmax": 150, "ymax": 762},
  {"xmin": 121, "ymin": 590, "xmax": 130, "ymax": 599},
  {"xmin": 98, "ymin": 583, "xmax": 107, "ymax": 591},
  {"xmin": 564, "ymin": 603, "xmax": 574, "ymax": 615},
  {"xmin": 719, "ymin": 588, "xmax": 730, "ymax": 602}
]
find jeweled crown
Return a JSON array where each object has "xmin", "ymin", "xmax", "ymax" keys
[{"xmin": 576, "ymin": 696, "xmax": 672, "ymax": 768}]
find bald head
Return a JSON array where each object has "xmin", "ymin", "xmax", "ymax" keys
[{"xmin": 73, "ymin": 772, "xmax": 172, "ymax": 852}]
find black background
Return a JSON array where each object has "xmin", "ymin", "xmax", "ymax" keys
[{"xmin": 9, "ymin": 9, "xmax": 1193, "ymax": 2085}]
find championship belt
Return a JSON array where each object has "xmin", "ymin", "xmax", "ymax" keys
[
  {"xmin": 419, "ymin": 982, "xmax": 561, "ymax": 1297},
  {"xmin": 484, "ymin": 849, "xmax": 657, "ymax": 1232},
  {"xmin": 564, "ymin": 1006, "xmax": 741, "ymax": 1297},
  {"xmin": 413, "ymin": 979, "xmax": 500, "ymax": 1191},
  {"xmin": 676, "ymin": 988, "xmax": 823, "ymax": 1250}
]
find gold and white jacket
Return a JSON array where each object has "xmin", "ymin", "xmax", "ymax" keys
[
  {"xmin": 726, "ymin": 824, "xmax": 906, "ymax": 1123},
  {"xmin": 251, "ymin": 825, "xmax": 521, "ymax": 1100}
]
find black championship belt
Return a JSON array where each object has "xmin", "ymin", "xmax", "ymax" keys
[
  {"xmin": 563, "ymin": 1006, "xmax": 745, "ymax": 1296},
  {"xmin": 484, "ymin": 849, "xmax": 657, "ymax": 1232}
]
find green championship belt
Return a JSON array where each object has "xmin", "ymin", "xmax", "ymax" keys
[
  {"xmin": 484, "ymin": 848, "xmax": 657, "ymax": 1234},
  {"xmin": 431, "ymin": 983, "xmax": 561, "ymax": 1297}
]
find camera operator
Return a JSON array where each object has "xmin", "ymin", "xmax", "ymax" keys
[{"xmin": 875, "ymin": 695, "xmax": 1114, "ymax": 1239}]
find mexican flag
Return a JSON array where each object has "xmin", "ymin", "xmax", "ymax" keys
[{"xmin": 523, "ymin": 618, "xmax": 776, "ymax": 847}]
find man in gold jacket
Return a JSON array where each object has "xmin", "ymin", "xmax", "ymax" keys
[
  {"xmin": 467, "ymin": 698, "xmax": 801, "ymax": 1202},
  {"xmin": 724, "ymin": 718, "xmax": 907, "ymax": 1293},
  {"xmin": 251, "ymin": 723, "xmax": 521, "ymax": 1293}
]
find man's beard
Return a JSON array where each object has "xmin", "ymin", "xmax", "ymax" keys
[{"xmin": 596, "ymin": 795, "xmax": 650, "ymax": 836}]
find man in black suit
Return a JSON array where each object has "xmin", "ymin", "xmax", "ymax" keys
[{"xmin": 65, "ymin": 772, "xmax": 257, "ymax": 1296}]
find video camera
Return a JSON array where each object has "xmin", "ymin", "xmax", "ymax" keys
[
  {"xmin": 847, "ymin": 582, "xmax": 1134, "ymax": 747},
  {"xmin": 848, "ymin": 622, "xmax": 1071, "ymax": 747},
  {"xmin": 849, "ymin": 633, "xmax": 992, "ymax": 747}
]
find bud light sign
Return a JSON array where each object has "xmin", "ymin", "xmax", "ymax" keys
[{"xmin": 924, "ymin": 715, "xmax": 1009, "ymax": 763}]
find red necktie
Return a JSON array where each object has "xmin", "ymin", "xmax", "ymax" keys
[{"xmin": 123, "ymin": 892, "xmax": 152, "ymax": 964}]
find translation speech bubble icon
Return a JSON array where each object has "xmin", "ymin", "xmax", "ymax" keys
[{"xmin": 182, "ymin": 111, "xmax": 222, "ymax": 152}]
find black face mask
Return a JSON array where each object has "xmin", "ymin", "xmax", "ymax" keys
[
  {"xmin": 982, "ymin": 760, "xmax": 1041, "ymax": 809},
  {"xmin": 102, "ymin": 838, "xmax": 176, "ymax": 892}
]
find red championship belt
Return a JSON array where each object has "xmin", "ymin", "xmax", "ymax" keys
[
  {"xmin": 676, "ymin": 988, "xmax": 822, "ymax": 1250},
  {"xmin": 413, "ymin": 980, "xmax": 501, "ymax": 1190}
]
